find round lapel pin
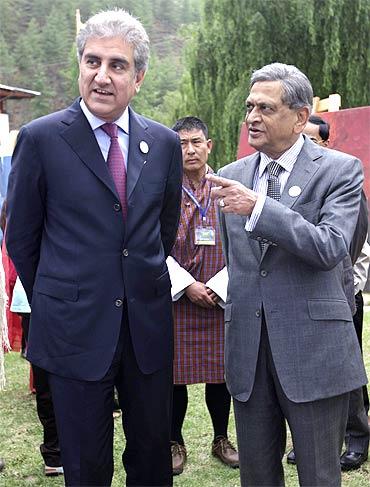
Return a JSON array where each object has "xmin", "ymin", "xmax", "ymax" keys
[
  {"xmin": 139, "ymin": 141, "xmax": 149, "ymax": 154},
  {"xmin": 288, "ymin": 185, "xmax": 302, "ymax": 197}
]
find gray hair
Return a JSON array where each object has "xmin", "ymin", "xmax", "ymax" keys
[
  {"xmin": 251, "ymin": 63, "xmax": 313, "ymax": 112},
  {"xmin": 76, "ymin": 9, "xmax": 150, "ymax": 73}
]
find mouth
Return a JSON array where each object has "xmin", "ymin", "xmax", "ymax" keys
[
  {"xmin": 248, "ymin": 126, "xmax": 263, "ymax": 137},
  {"xmin": 93, "ymin": 88, "xmax": 113, "ymax": 97}
]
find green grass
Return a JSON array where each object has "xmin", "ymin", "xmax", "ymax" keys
[{"xmin": 1, "ymin": 310, "xmax": 370, "ymax": 486}]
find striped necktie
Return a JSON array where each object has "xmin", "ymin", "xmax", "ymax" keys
[
  {"xmin": 260, "ymin": 160, "xmax": 283, "ymax": 252},
  {"xmin": 101, "ymin": 123, "xmax": 127, "ymax": 219}
]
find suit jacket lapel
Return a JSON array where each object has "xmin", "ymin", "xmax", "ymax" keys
[
  {"xmin": 261, "ymin": 138, "xmax": 322, "ymax": 261},
  {"xmin": 59, "ymin": 99, "xmax": 119, "ymax": 199},
  {"xmin": 242, "ymin": 153, "xmax": 262, "ymax": 263},
  {"xmin": 280, "ymin": 138, "xmax": 322, "ymax": 209},
  {"xmin": 126, "ymin": 108, "xmax": 154, "ymax": 200}
]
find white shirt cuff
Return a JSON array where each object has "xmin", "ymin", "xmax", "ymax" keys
[{"xmin": 245, "ymin": 193, "xmax": 266, "ymax": 232}]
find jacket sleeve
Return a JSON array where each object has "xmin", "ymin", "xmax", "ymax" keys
[
  {"xmin": 160, "ymin": 135, "xmax": 183, "ymax": 257},
  {"xmin": 6, "ymin": 126, "xmax": 46, "ymax": 303},
  {"xmin": 250, "ymin": 155, "xmax": 364, "ymax": 270}
]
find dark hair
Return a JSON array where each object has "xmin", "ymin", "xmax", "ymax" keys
[
  {"xmin": 172, "ymin": 116, "xmax": 209, "ymax": 139},
  {"xmin": 308, "ymin": 114, "xmax": 330, "ymax": 141}
]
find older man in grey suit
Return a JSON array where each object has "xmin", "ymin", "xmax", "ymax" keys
[{"xmin": 208, "ymin": 63, "xmax": 367, "ymax": 486}]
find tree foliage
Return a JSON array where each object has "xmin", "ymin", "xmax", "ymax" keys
[
  {"xmin": 177, "ymin": 0, "xmax": 370, "ymax": 168},
  {"xmin": 1, "ymin": 0, "xmax": 368, "ymax": 158},
  {"xmin": 0, "ymin": 0, "xmax": 201, "ymax": 127}
]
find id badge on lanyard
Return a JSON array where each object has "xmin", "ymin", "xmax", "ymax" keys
[
  {"xmin": 195, "ymin": 224, "xmax": 215, "ymax": 245},
  {"xmin": 182, "ymin": 185, "xmax": 216, "ymax": 245}
]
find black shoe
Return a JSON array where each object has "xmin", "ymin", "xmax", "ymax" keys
[
  {"xmin": 287, "ymin": 449, "xmax": 296, "ymax": 465},
  {"xmin": 0, "ymin": 458, "xmax": 4, "ymax": 472},
  {"xmin": 340, "ymin": 450, "xmax": 368, "ymax": 471}
]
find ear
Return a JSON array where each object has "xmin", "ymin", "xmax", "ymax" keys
[
  {"xmin": 294, "ymin": 107, "xmax": 310, "ymax": 134},
  {"xmin": 207, "ymin": 139, "xmax": 213, "ymax": 154},
  {"xmin": 135, "ymin": 70, "xmax": 146, "ymax": 93}
]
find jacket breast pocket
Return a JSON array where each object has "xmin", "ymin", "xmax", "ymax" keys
[
  {"xmin": 307, "ymin": 299, "xmax": 352, "ymax": 322},
  {"xmin": 34, "ymin": 275, "xmax": 79, "ymax": 301}
]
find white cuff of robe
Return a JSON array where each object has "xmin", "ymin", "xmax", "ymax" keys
[
  {"xmin": 166, "ymin": 256, "xmax": 195, "ymax": 301},
  {"xmin": 206, "ymin": 267, "xmax": 228, "ymax": 309}
]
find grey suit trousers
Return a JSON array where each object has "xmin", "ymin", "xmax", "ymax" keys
[{"xmin": 233, "ymin": 317, "xmax": 349, "ymax": 487}]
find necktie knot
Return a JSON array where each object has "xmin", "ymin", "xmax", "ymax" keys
[
  {"xmin": 267, "ymin": 161, "xmax": 283, "ymax": 179},
  {"xmin": 101, "ymin": 122, "xmax": 118, "ymax": 139}
]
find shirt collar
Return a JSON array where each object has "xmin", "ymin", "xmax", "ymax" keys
[
  {"xmin": 259, "ymin": 135, "xmax": 304, "ymax": 177},
  {"xmin": 80, "ymin": 99, "xmax": 130, "ymax": 134}
]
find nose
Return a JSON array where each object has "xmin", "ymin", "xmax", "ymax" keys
[
  {"xmin": 246, "ymin": 107, "xmax": 260, "ymax": 124},
  {"xmin": 95, "ymin": 65, "xmax": 110, "ymax": 84},
  {"xmin": 187, "ymin": 142, "xmax": 196, "ymax": 154}
]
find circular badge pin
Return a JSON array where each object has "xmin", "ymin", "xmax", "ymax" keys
[
  {"xmin": 288, "ymin": 185, "xmax": 301, "ymax": 197},
  {"xmin": 139, "ymin": 141, "xmax": 149, "ymax": 154}
]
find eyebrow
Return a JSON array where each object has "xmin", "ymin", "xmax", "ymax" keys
[
  {"xmin": 84, "ymin": 53, "xmax": 130, "ymax": 66},
  {"xmin": 180, "ymin": 136, "xmax": 205, "ymax": 142},
  {"xmin": 245, "ymin": 100, "xmax": 275, "ymax": 106}
]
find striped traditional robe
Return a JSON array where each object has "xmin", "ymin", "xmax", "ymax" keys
[{"xmin": 171, "ymin": 168, "xmax": 225, "ymax": 384}]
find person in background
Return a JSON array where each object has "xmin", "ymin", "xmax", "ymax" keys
[
  {"xmin": 340, "ymin": 238, "xmax": 370, "ymax": 470},
  {"xmin": 1, "ymin": 200, "xmax": 22, "ymax": 354},
  {"xmin": 303, "ymin": 114, "xmax": 330, "ymax": 147},
  {"xmin": 167, "ymin": 117, "xmax": 238, "ymax": 475},
  {"xmin": 10, "ymin": 277, "xmax": 63, "ymax": 477},
  {"xmin": 0, "ymin": 241, "xmax": 9, "ymax": 473},
  {"xmin": 286, "ymin": 115, "xmax": 370, "ymax": 471},
  {"xmin": 6, "ymin": 9, "xmax": 182, "ymax": 487},
  {"xmin": 207, "ymin": 62, "xmax": 366, "ymax": 486}
]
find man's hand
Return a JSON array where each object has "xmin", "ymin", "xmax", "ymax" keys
[
  {"xmin": 185, "ymin": 282, "xmax": 217, "ymax": 308},
  {"xmin": 206, "ymin": 173, "xmax": 258, "ymax": 216}
]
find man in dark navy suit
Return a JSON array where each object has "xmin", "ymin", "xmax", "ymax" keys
[{"xmin": 6, "ymin": 9, "xmax": 182, "ymax": 487}]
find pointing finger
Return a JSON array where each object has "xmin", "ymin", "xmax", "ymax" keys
[{"xmin": 206, "ymin": 174, "xmax": 236, "ymax": 188}]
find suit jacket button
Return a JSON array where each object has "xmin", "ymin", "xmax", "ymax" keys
[
  {"xmin": 114, "ymin": 203, "xmax": 121, "ymax": 211},
  {"xmin": 122, "ymin": 249, "xmax": 129, "ymax": 257},
  {"xmin": 255, "ymin": 310, "xmax": 261, "ymax": 318},
  {"xmin": 115, "ymin": 299, "xmax": 123, "ymax": 307},
  {"xmin": 260, "ymin": 269, "xmax": 268, "ymax": 277}
]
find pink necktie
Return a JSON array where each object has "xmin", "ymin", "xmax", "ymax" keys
[{"xmin": 101, "ymin": 123, "xmax": 127, "ymax": 219}]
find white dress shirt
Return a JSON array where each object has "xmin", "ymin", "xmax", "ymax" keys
[
  {"xmin": 80, "ymin": 99, "xmax": 129, "ymax": 168},
  {"xmin": 245, "ymin": 135, "xmax": 305, "ymax": 231}
]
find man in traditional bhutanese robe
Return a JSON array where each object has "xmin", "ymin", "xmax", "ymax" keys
[{"xmin": 167, "ymin": 117, "xmax": 239, "ymax": 476}]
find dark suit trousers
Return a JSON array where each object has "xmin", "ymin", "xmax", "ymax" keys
[
  {"xmin": 233, "ymin": 317, "xmax": 349, "ymax": 487},
  {"xmin": 21, "ymin": 313, "xmax": 61, "ymax": 466},
  {"xmin": 345, "ymin": 291, "xmax": 369, "ymax": 454},
  {"xmin": 48, "ymin": 305, "xmax": 173, "ymax": 487}
]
